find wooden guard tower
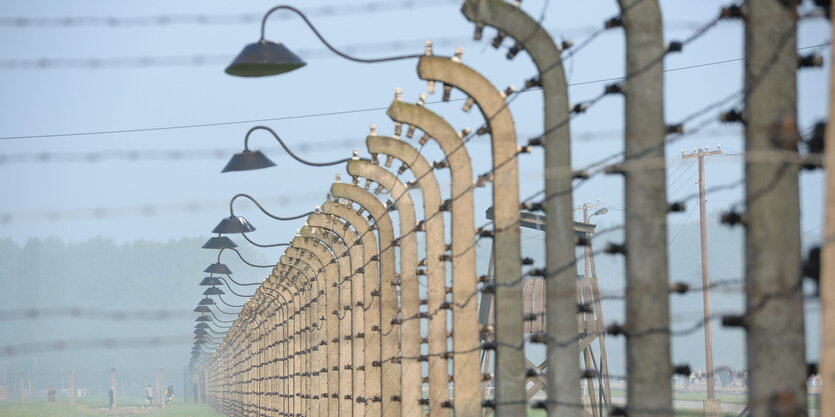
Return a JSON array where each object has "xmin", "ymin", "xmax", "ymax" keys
[{"xmin": 480, "ymin": 208, "xmax": 612, "ymax": 417}]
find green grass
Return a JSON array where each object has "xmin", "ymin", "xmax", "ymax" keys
[
  {"xmin": 141, "ymin": 403, "xmax": 224, "ymax": 417},
  {"xmin": 0, "ymin": 400, "xmax": 103, "ymax": 417},
  {"xmin": 611, "ymin": 388, "xmax": 747, "ymax": 404},
  {"xmin": 528, "ymin": 408, "xmax": 740, "ymax": 417},
  {"xmin": 76, "ymin": 395, "xmax": 148, "ymax": 408},
  {"xmin": 0, "ymin": 400, "xmax": 221, "ymax": 417}
]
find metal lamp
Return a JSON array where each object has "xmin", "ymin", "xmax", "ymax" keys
[{"xmin": 225, "ymin": 5, "xmax": 421, "ymax": 78}]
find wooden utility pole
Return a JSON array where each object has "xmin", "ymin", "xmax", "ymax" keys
[
  {"xmin": 68, "ymin": 371, "xmax": 76, "ymax": 404},
  {"xmin": 682, "ymin": 147, "xmax": 721, "ymax": 404},
  {"xmin": 820, "ymin": 6, "xmax": 835, "ymax": 416},
  {"xmin": 18, "ymin": 372, "xmax": 23, "ymax": 404},
  {"xmin": 110, "ymin": 369, "xmax": 117, "ymax": 408},
  {"xmin": 157, "ymin": 368, "xmax": 164, "ymax": 407}
]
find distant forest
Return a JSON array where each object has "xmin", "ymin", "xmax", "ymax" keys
[
  {"xmin": 0, "ymin": 236, "xmax": 268, "ymax": 399},
  {"xmin": 0, "ymin": 211, "xmax": 816, "ymax": 400}
]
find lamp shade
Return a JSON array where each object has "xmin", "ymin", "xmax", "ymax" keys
[
  {"xmin": 222, "ymin": 150, "xmax": 276, "ymax": 173},
  {"xmin": 195, "ymin": 322, "xmax": 210, "ymax": 329},
  {"xmin": 204, "ymin": 262, "xmax": 233, "ymax": 275},
  {"xmin": 198, "ymin": 297, "xmax": 215, "ymax": 306},
  {"xmin": 199, "ymin": 276, "xmax": 223, "ymax": 286},
  {"xmin": 195, "ymin": 315, "xmax": 211, "ymax": 322},
  {"xmin": 225, "ymin": 41, "xmax": 306, "ymax": 77},
  {"xmin": 212, "ymin": 216, "xmax": 256, "ymax": 234},
  {"xmin": 193, "ymin": 306, "xmax": 211, "ymax": 313},
  {"xmin": 203, "ymin": 287, "xmax": 225, "ymax": 296},
  {"xmin": 202, "ymin": 236, "xmax": 238, "ymax": 249}
]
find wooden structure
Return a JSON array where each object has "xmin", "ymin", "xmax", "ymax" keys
[{"xmin": 480, "ymin": 208, "xmax": 611, "ymax": 416}]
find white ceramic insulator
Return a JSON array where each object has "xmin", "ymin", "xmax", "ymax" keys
[{"xmin": 452, "ymin": 47, "xmax": 464, "ymax": 63}]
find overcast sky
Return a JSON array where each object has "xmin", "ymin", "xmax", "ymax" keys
[{"xmin": 0, "ymin": 0, "xmax": 829, "ymax": 379}]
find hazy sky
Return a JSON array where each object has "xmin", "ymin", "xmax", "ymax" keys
[{"xmin": 0, "ymin": 0, "xmax": 829, "ymax": 380}]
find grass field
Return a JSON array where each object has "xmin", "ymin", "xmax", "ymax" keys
[
  {"xmin": 0, "ymin": 401, "xmax": 105, "ymax": 417},
  {"xmin": 140, "ymin": 403, "xmax": 224, "ymax": 417},
  {"xmin": 0, "ymin": 401, "xmax": 222, "ymax": 417}
]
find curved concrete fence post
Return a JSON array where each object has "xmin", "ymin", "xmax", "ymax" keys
[
  {"xmin": 365, "ymin": 133, "xmax": 451, "ymax": 417},
  {"xmin": 418, "ymin": 55, "xmax": 524, "ymax": 417},
  {"xmin": 292, "ymin": 235, "xmax": 340, "ymax": 416},
  {"xmin": 616, "ymin": 1, "xmax": 673, "ymax": 416},
  {"xmin": 287, "ymin": 244, "xmax": 329, "ymax": 417},
  {"xmin": 345, "ymin": 159, "xmax": 422, "ymax": 417},
  {"xmin": 329, "ymin": 182, "xmax": 401, "ymax": 417},
  {"xmin": 300, "ymin": 224, "xmax": 349, "ymax": 417},
  {"xmin": 319, "ymin": 203, "xmax": 371, "ymax": 417},
  {"xmin": 460, "ymin": 3, "xmax": 582, "ymax": 415},
  {"xmin": 273, "ymin": 263, "xmax": 306, "ymax": 416},
  {"xmin": 306, "ymin": 213, "xmax": 364, "ymax": 417},
  {"xmin": 280, "ymin": 253, "xmax": 318, "ymax": 416},
  {"xmin": 270, "ymin": 266, "xmax": 307, "ymax": 417},
  {"xmin": 322, "ymin": 198, "xmax": 383, "ymax": 417},
  {"xmin": 744, "ymin": 1, "xmax": 805, "ymax": 415},
  {"xmin": 387, "ymin": 100, "xmax": 480, "ymax": 417}
]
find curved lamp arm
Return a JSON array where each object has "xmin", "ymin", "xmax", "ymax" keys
[
  {"xmin": 216, "ymin": 294, "xmax": 246, "ymax": 308},
  {"xmin": 197, "ymin": 334, "xmax": 224, "ymax": 344},
  {"xmin": 241, "ymin": 232, "xmax": 290, "ymax": 248},
  {"xmin": 260, "ymin": 5, "xmax": 422, "ymax": 63},
  {"xmin": 217, "ymin": 247, "xmax": 274, "ymax": 269},
  {"xmin": 207, "ymin": 310, "xmax": 236, "ymax": 324},
  {"xmin": 207, "ymin": 319, "xmax": 232, "ymax": 330},
  {"xmin": 200, "ymin": 327, "xmax": 227, "ymax": 337},
  {"xmin": 218, "ymin": 276, "xmax": 259, "ymax": 295},
  {"xmin": 212, "ymin": 304, "xmax": 240, "ymax": 316},
  {"xmin": 244, "ymin": 125, "xmax": 362, "ymax": 166},
  {"xmin": 230, "ymin": 191, "xmax": 312, "ymax": 220}
]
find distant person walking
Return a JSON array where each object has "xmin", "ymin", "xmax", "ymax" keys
[
  {"xmin": 165, "ymin": 384, "xmax": 174, "ymax": 403},
  {"xmin": 47, "ymin": 386, "xmax": 56, "ymax": 402},
  {"xmin": 145, "ymin": 385, "xmax": 153, "ymax": 406},
  {"xmin": 108, "ymin": 387, "xmax": 115, "ymax": 409}
]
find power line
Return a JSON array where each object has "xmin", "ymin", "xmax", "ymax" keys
[
  {"xmin": 0, "ymin": 22, "xmax": 721, "ymax": 71},
  {"xmin": 0, "ymin": 307, "xmax": 194, "ymax": 321},
  {"xmin": 0, "ymin": 0, "xmax": 460, "ymax": 28},
  {"xmin": 0, "ymin": 42, "xmax": 827, "ymax": 142},
  {"xmin": 0, "ymin": 126, "xmax": 758, "ymax": 165},
  {"xmin": 0, "ymin": 192, "xmax": 325, "ymax": 224},
  {"xmin": 0, "ymin": 335, "xmax": 193, "ymax": 356}
]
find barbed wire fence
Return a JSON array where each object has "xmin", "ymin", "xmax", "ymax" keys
[
  {"xmin": 182, "ymin": 1, "xmax": 831, "ymax": 417},
  {"xmin": 2, "ymin": 0, "xmax": 829, "ymax": 416}
]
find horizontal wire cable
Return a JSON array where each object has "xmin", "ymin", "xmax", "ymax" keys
[
  {"xmin": 1, "ymin": 42, "xmax": 826, "ymax": 141},
  {"xmin": 0, "ymin": 0, "xmax": 461, "ymax": 28},
  {"xmin": 0, "ymin": 307, "xmax": 194, "ymax": 321}
]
